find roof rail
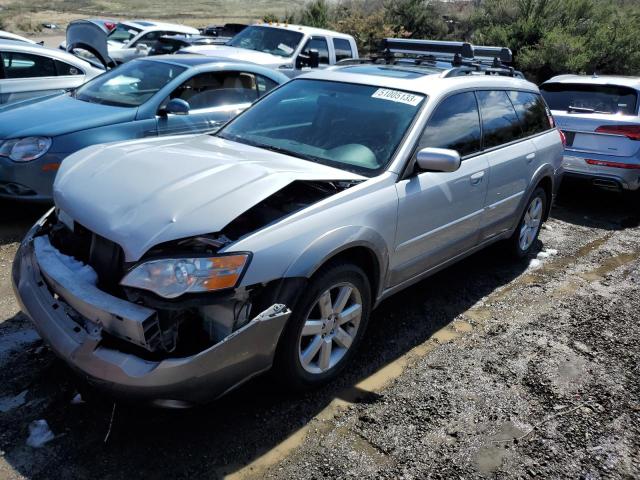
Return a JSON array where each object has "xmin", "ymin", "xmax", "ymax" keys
[{"xmin": 443, "ymin": 65, "xmax": 525, "ymax": 79}]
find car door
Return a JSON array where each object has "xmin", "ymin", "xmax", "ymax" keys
[
  {"xmin": 156, "ymin": 71, "xmax": 278, "ymax": 136},
  {"xmin": 476, "ymin": 90, "xmax": 535, "ymax": 240},
  {"xmin": 0, "ymin": 51, "xmax": 73, "ymax": 105},
  {"xmin": 391, "ymin": 91, "xmax": 489, "ymax": 287}
]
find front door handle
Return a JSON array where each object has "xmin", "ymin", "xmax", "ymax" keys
[{"xmin": 470, "ymin": 171, "xmax": 485, "ymax": 185}]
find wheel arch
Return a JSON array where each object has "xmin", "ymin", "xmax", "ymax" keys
[{"xmin": 283, "ymin": 226, "xmax": 389, "ymax": 302}]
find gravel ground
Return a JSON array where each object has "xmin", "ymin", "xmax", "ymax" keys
[{"xmin": 0, "ymin": 181, "xmax": 638, "ymax": 479}]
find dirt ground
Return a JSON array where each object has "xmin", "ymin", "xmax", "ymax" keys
[{"xmin": 0, "ymin": 180, "xmax": 638, "ymax": 479}]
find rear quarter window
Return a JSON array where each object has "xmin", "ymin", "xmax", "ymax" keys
[
  {"xmin": 508, "ymin": 91, "xmax": 553, "ymax": 137},
  {"xmin": 540, "ymin": 83, "xmax": 638, "ymax": 115}
]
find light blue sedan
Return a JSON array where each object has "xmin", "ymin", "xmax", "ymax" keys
[{"xmin": 0, "ymin": 54, "xmax": 288, "ymax": 201}]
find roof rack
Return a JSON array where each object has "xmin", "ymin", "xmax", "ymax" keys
[{"xmin": 337, "ymin": 38, "xmax": 523, "ymax": 78}]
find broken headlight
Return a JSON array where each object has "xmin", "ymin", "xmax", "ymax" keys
[
  {"xmin": 0, "ymin": 137, "xmax": 52, "ymax": 162},
  {"xmin": 120, "ymin": 254, "xmax": 250, "ymax": 299}
]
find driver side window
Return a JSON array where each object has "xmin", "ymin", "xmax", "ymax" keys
[
  {"xmin": 162, "ymin": 71, "xmax": 261, "ymax": 111},
  {"xmin": 301, "ymin": 36, "xmax": 329, "ymax": 65},
  {"xmin": 133, "ymin": 31, "xmax": 164, "ymax": 48},
  {"xmin": 418, "ymin": 92, "xmax": 482, "ymax": 158}
]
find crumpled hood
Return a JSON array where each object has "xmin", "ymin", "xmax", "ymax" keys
[
  {"xmin": 182, "ymin": 45, "xmax": 290, "ymax": 67},
  {"xmin": 53, "ymin": 135, "xmax": 365, "ymax": 261},
  {"xmin": 0, "ymin": 95, "xmax": 136, "ymax": 139}
]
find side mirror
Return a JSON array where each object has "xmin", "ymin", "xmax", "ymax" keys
[
  {"xmin": 416, "ymin": 147, "xmax": 461, "ymax": 173},
  {"xmin": 165, "ymin": 98, "xmax": 190, "ymax": 115},
  {"xmin": 136, "ymin": 43, "xmax": 150, "ymax": 54},
  {"xmin": 296, "ymin": 48, "xmax": 320, "ymax": 69},
  {"xmin": 307, "ymin": 49, "xmax": 320, "ymax": 68}
]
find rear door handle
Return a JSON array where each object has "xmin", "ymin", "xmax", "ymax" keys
[
  {"xmin": 470, "ymin": 171, "xmax": 485, "ymax": 185},
  {"xmin": 526, "ymin": 153, "xmax": 536, "ymax": 163}
]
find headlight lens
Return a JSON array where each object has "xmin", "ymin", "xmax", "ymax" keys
[
  {"xmin": 120, "ymin": 254, "xmax": 250, "ymax": 299},
  {"xmin": 0, "ymin": 137, "xmax": 52, "ymax": 162}
]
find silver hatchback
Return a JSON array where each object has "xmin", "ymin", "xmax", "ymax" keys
[
  {"xmin": 541, "ymin": 75, "xmax": 640, "ymax": 191},
  {"xmin": 13, "ymin": 64, "xmax": 564, "ymax": 405}
]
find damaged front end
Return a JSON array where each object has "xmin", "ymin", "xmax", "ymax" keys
[{"xmin": 12, "ymin": 210, "xmax": 291, "ymax": 405}]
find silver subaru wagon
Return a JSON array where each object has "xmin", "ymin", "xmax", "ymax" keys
[{"xmin": 13, "ymin": 60, "xmax": 564, "ymax": 406}]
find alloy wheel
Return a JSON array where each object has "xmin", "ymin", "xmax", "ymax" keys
[
  {"xmin": 519, "ymin": 196, "xmax": 543, "ymax": 251},
  {"xmin": 298, "ymin": 282, "xmax": 363, "ymax": 374}
]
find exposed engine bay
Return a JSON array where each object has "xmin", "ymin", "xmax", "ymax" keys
[{"xmin": 42, "ymin": 179, "xmax": 359, "ymax": 360}]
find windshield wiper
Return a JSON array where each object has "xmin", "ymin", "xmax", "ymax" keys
[{"xmin": 567, "ymin": 105, "xmax": 610, "ymax": 114}]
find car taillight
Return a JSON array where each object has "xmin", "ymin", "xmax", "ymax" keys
[
  {"xmin": 585, "ymin": 159, "xmax": 640, "ymax": 169},
  {"xmin": 594, "ymin": 124, "xmax": 640, "ymax": 140},
  {"xmin": 104, "ymin": 21, "xmax": 116, "ymax": 31},
  {"xmin": 558, "ymin": 129, "xmax": 566, "ymax": 147}
]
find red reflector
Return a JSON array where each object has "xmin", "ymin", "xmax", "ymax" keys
[
  {"xmin": 595, "ymin": 124, "xmax": 640, "ymax": 140},
  {"xmin": 558, "ymin": 129, "xmax": 566, "ymax": 147},
  {"xmin": 41, "ymin": 163, "xmax": 60, "ymax": 172},
  {"xmin": 585, "ymin": 159, "xmax": 640, "ymax": 170},
  {"xmin": 104, "ymin": 21, "xmax": 116, "ymax": 31}
]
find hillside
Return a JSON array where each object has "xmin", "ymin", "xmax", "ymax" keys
[{"xmin": 0, "ymin": 0, "xmax": 300, "ymax": 32}]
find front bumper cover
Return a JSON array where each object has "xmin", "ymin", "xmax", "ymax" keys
[{"xmin": 12, "ymin": 228, "xmax": 291, "ymax": 405}]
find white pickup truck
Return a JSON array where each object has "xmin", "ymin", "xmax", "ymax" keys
[{"xmin": 181, "ymin": 23, "xmax": 359, "ymax": 76}]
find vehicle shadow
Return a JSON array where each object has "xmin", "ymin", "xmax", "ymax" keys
[
  {"xmin": 0, "ymin": 200, "xmax": 49, "ymax": 246},
  {"xmin": 552, "ymin": 179, "xmax": 640, "ymax": 231},
  {"xmin": 0, "ymin": 237, "xmax": 534, "ymax": 479}
]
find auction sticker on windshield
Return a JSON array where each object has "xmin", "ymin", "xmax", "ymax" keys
[{"xmin": 372, "ymin": 88, "xmax": 423, "ymax": 106}]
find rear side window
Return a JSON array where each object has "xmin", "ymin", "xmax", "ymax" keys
[
  {"xmin": 2, "ymin": 51, "xmax": 56, "ymax": 78},
  {"xmin": 418, "ymin": 91, "xmax": 481, "ymax": 157},
  {"xmin": 333, "ymin": 38, "xmax": 353, "ymax": 62},
  {"xmin": 302, "ymin": 37, "xmax": 330, "ymax": 65},
  {"xmin": 540, "ymin": 83, "xmax": 638, "ymax": 115},
  {"xmin": 508, "ymin": 91, "xmax": 552, "ymax": 137},
  {"xmin": 477, "ymin": 90, "xmax": 521, "ymax": 149}
]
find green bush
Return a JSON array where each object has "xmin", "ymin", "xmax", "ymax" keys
[{"xmin": 278, "ymin": 0, "xmax": 640, "ymax": 80}]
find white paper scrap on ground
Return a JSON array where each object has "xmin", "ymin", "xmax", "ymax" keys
[{"xmin": 26, "ymin": 420, "xmax": 55, "ymax": 448}]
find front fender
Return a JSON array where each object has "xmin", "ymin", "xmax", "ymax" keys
[{"xmin": 283, "ymin": 225, "xmax": 389, "ymax": 299}]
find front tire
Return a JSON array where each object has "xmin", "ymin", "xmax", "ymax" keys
[
  {"xmin": 510, "ymin": 187, "xmax": 547, "ymax": 257},
  {"xmin": 274, "ymin": 262, "xmax": 371, "ymax": 390}
]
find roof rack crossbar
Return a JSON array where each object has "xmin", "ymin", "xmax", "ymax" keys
[{"xmin": 379, "ymin": 38, "xmax": 513, "ymax": 64}]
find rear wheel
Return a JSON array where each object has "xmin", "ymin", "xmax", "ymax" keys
[
  {"xmin": 274, "ymin": 262, "xmax": 371, "ymax": 390},
  {"xmin": 510, "ymin": 187, "xmax": 547, "ymax": 257}
]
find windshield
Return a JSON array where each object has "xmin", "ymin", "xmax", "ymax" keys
[
  {"xmin": 107, "ymin": 23, "xmax": 142, "ymax": 44},
  {"xmin": 226, "ymin": 25, "xmax": 303, "ymax": 57},
  {"xmin": 74, "ymin": 60, "xmax": 185, "ymax": 107},
  {"xmin": 540, "ymin": 83, "xmax": 638, "ymax": 115},
  {"xmin": 217, "ymin": 79, "xmax": 425, "ymax": 176}
]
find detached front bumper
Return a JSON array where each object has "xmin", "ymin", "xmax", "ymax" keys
[{"xmin": 12, "ymin": 230, "xmax": 291, "ymax": 406}]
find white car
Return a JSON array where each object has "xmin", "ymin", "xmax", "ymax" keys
[
  {"xmin": 62, "ymin": 20, "xmax": 199, "ymax": 64},
  {"xmin": 0, "ymin": 40, "xmax": 103, "ymax": 106},
  {"xmin": 540, "ymin": 75, "xmax": 640, "ymax": 191},
  {"xmin": 182, "ymin": 23, "xmax": 359, "ymax": 76},
  {"xmin": 0, "ymin": 30, "xmax": 37, "ymax": 44}
]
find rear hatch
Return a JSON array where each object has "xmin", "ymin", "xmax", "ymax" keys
[{"xmin": 540, "ymin": 82, "xmax": 640, "ymax": 158}]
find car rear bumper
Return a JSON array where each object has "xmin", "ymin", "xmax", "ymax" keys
[
  {"xmin": 562, "ymin": 151, "xmax": 640, "ymax": 191},
  {"xmin": 12, "ymin": 226, "xmax": 291, "ymax": 406}
]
